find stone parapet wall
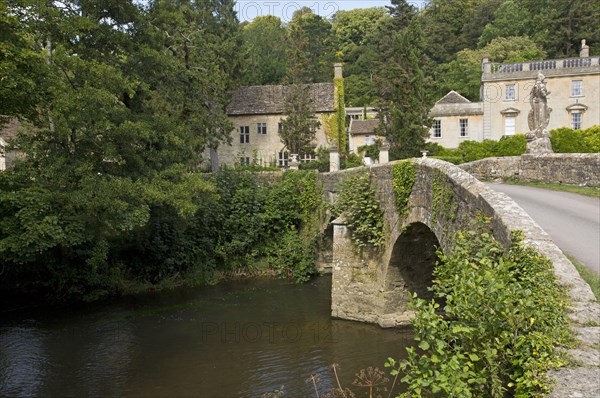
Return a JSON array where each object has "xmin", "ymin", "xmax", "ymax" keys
[{"xmin": 460, "ymin": 153, "xmax": 600, "ymax": 187}]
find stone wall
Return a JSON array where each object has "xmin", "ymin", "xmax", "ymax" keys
[{"xmin": 460, "ymin": 153, "xmax": 600, "ymax": 186}]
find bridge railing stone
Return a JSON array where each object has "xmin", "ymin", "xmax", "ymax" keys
[{"xmin": 459, "ymin": 153, "xmax": 600, "ymax": 187}]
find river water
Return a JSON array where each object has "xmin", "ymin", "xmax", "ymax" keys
[{"xmin": 0, "ymin": 276, "xmax": 412, "ymax": 397}]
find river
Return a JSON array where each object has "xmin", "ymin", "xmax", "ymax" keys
[{"xmin": 0, "ymin": 276, "xmax": 412, "ymax": 397}]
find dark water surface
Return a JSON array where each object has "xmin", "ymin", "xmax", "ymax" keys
[{"xmin": 0, "ymin": 276, "xmax": 412, "ymax": 397}]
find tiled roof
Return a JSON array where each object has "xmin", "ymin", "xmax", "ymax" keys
[
  {"xmin": 227, "ymin": 83, "xmax": 335, "ymax": 115},
  {"xmin": 350, "ymin": 119, "xmax": 379, "ymax": 135},
  {"xmin": 436, "ymin": 90, "xmax": 471, "ymax": 105}
]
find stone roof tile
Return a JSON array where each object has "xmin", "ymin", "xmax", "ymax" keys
[
  {"xmin": 436, "ymin": 90, "xmax": 472, "ymax": 105},
  {"xmin": 227, "ymin": 83, "xmax": 335, "ymax": 115},
  {"xmin": 350, "ymin": 119, "xmax": 379, "ymax": 135}
]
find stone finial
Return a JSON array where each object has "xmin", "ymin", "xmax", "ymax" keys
[
  {"xmin": 580, "ymin": 39, "xmax": 590, "ymax": 58},
  {"xmin": 334, "ymin": 63, "xmax": 343, "ymax": 79}
]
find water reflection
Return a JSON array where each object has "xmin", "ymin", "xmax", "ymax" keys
[
  {"xmin": 0, "ymin": 277, "xmax": 412, "ymax": 397},
  {"xmin": 0, "ymin": 324, "xmax": 48, "ymax": 397}
]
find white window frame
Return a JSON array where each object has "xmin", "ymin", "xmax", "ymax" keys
[
  {"xmin": 432, "ymin": 120, "xmax": 441, "ymax": 138},
  {"xmin": 571, "ymin": 80, "xmax": 583, "ymax": 97},
  {"xmin": 571, "ymin": 112, "xmax": 582, "ymax": 130},
  {"xmin": 240, "ymin": 126, "xmax": 249, "ymax": 144},
  {"xmin": 504, "ymin": 115, "xmax": 516, "ymax": 136},
  {"xmin": 365, "ymin": 135, "xmax": 375, "ymax": 145},
  {"xmin": 278, "ymin": 151, "xmax": 289, "ymax": 167},
  {"xmin": 505, "ymin": 84, "xmax": 516, "ymax": 101},
  {"xmin": 300, "ymin": 153, "xmax": 316, "ymax": 163},
  {"xmin": 459, "ymin": 118, "xmax": 468, "ymax": 137},
  {"xmin": 257, "ymin": 122, "xmax": 267, "ymax": 135}
]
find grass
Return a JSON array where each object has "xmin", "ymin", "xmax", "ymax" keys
[
  {"xmin": 503, "ymin": 180, "xmax": 600, "ymax": 198},
  {"xmin": 566, "ymin": 254, "xmax": 600, "ymax": 302}
]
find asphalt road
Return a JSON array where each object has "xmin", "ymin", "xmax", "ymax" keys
[{"xmin": 486, "ymin": 183, "xmax": 600, "ymax": 275}]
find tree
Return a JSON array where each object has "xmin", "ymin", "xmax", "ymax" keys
[
  {"xmin": 478, "ymin": 0, "xmax": 534, "ymax": 47},
  {"xmin": 0, "ymin": 0, "xmax": 49, "ymax": 126},
  {"xmin": 437, "ymin": 36, "xmax": 547, "ymax": 101},
  {"xmin": 286, "ymin": 7, "xmax": 336, "ymax": 83},
  {"xmin": 239, "ymin": 15, "xmax": 287, "ymax": 85},
  {"xmin": 421, "ymin": 0, "xmax": 482, "ymax": 64},
  {"xmin": 331, "ymin": 8, "xmax": 389, "ymax": 106},
  {"xmin": 0, "ymin": 0, "xmax": 239, "ymax": 299},
  {"xmin": 279, "ymin": 85, "xmax": 321, "ymax": 154},
  {"xmin": 372, "ymin": 2, "xmax": 431, "ymax": 160}
]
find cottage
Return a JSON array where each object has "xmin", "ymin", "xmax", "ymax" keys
[{"xmin": 213, "ymin": 64, "xmax": 343, "ymax": 168}]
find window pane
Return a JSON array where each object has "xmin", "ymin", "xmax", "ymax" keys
[
  {"xmin": 505, "ymin": 84, "xmax": 516, "ymax": 100},
  {"xmin": 571, "ymin": 113, "xmax": 582, "ymax": 130},
  {"xmin": 460, "ymin": 119, "xmax": 468, "ymax": 137},
  {"xmin": 571, "ymin": 80, "xmax": 583, "ymax": 97},
  {"xmin": 505, "ymin": 116, "xmax": 515, "ymax": 135},
  {"xmin": 433, "ymin": 120, "xmax": 441, "ymax": 138}
]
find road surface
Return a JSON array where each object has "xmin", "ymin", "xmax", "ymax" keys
[{"xmin": 486, "ymin": 183, "xmax": 600, "ymax": 275}]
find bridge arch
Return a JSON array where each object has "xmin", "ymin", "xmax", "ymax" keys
[
  {"xmin": 324, "ymin": 158, "xmax": 597, "ymax": 328},
  {"xmin": 386, "ymin": 222, "xmax": 440, "ymax": 302}
]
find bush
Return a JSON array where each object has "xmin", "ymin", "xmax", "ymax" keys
[
  {"xmin": 334, "ymin": 172, "xmax": 384, "ymax": 247},
  {"xmin": 389, "ymin": 219, "xmax": 571, "ymax": 397},
  {"xmin": 495, "ymin": 134, "xmax": 526, "ymax": 156},
  {"xmin": 550, "ymin": 125, "xmax": 600, "ymax": 153}
]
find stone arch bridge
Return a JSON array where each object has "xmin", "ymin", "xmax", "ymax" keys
[{"xmin": 319, "ymin": 158, "xmax": 597, "ymax": 328}]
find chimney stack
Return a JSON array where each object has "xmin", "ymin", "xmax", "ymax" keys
[{"xmin": 580, "ymin": 39, "xmax": 590, "ymax": 57}]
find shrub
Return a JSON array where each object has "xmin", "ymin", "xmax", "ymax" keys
[
  {"xmin": 334, "ymin": 172, "xmax": 384, "ymax": 247},
  {"xmin": 388, "ymin": 219, "xmax": 571, "ymax": 397},
  {"xmin": 550, "ymin": 125, "xmax": 600, "ymax": 153}
]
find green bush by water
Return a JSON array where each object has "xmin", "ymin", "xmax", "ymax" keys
[{"xmin": 387, "ymin": 220, "xmax": 572, "ymax": 397}]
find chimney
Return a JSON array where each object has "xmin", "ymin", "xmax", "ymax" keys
[
  {"xmin": 334, "ymin": 63, "xmax": 343, "ymax": 79},
  {"xmin": 580, "ymin": 39, "xmax": 590, "ymax": 57}
]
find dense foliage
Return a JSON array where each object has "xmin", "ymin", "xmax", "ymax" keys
[
  {"xmin": 0, "ymin": 169, "xmax": 324, "ymax": 300},
  {"xmin": 387, "ymin": 221, "xmax": 571, "ymax": 397},
  {"xmin": 550, "ymin": 125, "xmax": 600, "ymax": 153},
  {"xmin": 334, "ymin": 172, "xmax": 384, "ymax": 248}
]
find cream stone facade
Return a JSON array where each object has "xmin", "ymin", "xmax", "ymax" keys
[
  {"xmin": 428, "ymin": 41, "xmax": 600, "ymax": 148},
  {"xmin": 220, "ymin": 111, "xmax": 332, "ymax": 167},
  {"xmin": 213, "ymin": 81, "xmax": 337, "ymax": 168},
  {"xmin": 428, "ymin": 91, "xmax": 484, "ymax": 149},
  {"xmin": 348, "ymin": 119, "xmax": 383, "ymax": 155}
]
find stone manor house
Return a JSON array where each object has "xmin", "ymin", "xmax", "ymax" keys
[{"xmin": 429, "ymin": 40, "xmax": 600, "ymax": 149}]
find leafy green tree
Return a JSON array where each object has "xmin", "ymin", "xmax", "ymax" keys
[
  {"xmin": 521, "ymin": 0, "xmax": 600, "ymax": 58},
  {"xmin": 331, "ymin": 8, "xmax": 389, "ymax": 106},
  {"xmin": 286, "ymin": 7, "xmax": 336, "ymax": 84},
  {"xmin": 421, "ymin": 0, "xmax": 482, "ymax": 64},
  {"xmin": 239, "ymin": 15, "xmax": 287, "ymax": 85},
  {"xmin": 437, "ymin": 36, "xmax": 546, "ymax": 101},
  {"xmin": 0, "ymin": 0, "xmax": 240, "ymax": 299},
  {"xmin": 0, "ymin": 0, "xmax": 50, "ymax": 126},
  {"xmin": 279, "ymin": 85, "xmax": 321, "ymax": 154},
  {"xmin": 478, "ymin": 0, "xmax": 534, "ymax": 47},
  {"xmin": 372, "ymin": 1, "xmax": 431, "ymax": 160}
]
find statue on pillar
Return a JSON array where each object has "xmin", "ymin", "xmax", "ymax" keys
[{"xmin": 525, "ymin": 73, "xmax": 553, "ymax": 154}]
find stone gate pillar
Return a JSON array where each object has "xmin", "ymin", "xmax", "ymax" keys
[{"xmin": 330, "ymin": 146, "xmax": 340, "ymax": 172}]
